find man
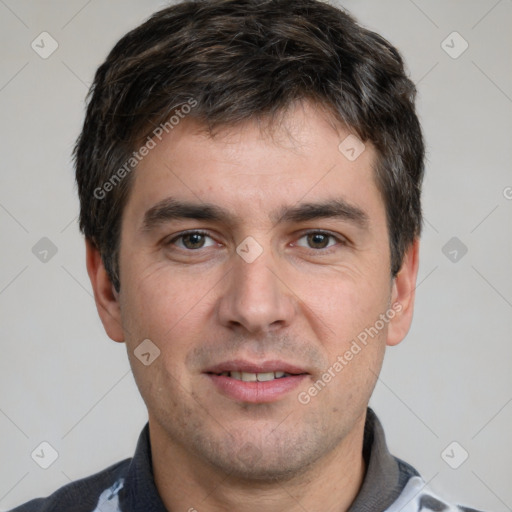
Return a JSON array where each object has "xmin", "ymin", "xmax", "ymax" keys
[{"xmin": 10, "ymin": 0, "xmax": 483, "ymax": 510}]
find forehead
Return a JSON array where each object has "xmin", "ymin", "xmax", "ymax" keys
[{"xmin": 122, "ymin": 101, "xmax": 385, "ymax": 232}]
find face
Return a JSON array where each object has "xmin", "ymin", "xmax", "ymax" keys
[{"xmin": 89, "ymin": 100, "xmax": 418, "ymax": 482}]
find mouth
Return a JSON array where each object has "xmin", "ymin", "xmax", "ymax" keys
[
  {"xmin": 212, "ymin": 370, "xmax": 295, "ymax": 381},
  {"xmin": 203, "ymin": 360, "xmax": 309, "ymax": 403}
]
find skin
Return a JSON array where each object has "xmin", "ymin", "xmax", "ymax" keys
[{"xmin": 87, "ymin": 100, "xmax": 419, "ymax": 512}]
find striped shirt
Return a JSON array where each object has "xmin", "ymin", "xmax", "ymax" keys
[{"xmin": 9, "ymin": 408, "xmax": 483, "ymax": 512}]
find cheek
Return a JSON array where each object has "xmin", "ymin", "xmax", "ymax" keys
[
  {"xmin": 122, "ymin": 260, "xmax": 191, "ymax": 322},
  {"xmin": 120, "ymin": 260, "xmax": 219, "ymax": 364},
  {"xmin": 293, "ymin": 266, "xmax": 391, "ymax": 339}
]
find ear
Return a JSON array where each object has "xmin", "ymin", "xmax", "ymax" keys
[
  {"xmin": 386, "ymin": 238, "xmax": 420, "ymax": 347},
  {"xmin": 85, "ymin": 239, "xmax": 125, "ymax": 343}
]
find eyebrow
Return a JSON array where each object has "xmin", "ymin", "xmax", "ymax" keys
[
  {"xmin": 141, "ymin": 197, "xmax": 369, "ymax": 233},
  {"xmin": 274, "ymin": 199, "xmax": 369, "ymax": 228}
]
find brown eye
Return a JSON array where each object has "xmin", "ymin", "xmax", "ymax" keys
[
  {"xmin": 293, "ymin": 231, "xmax": 344, "ymax": 252},
  {"xmin": 182, "ymin": 233, "xmax": 206, "ymax": 249},
  {"xmin": 169, "ymin": 231, "xmax": 216, "ymax": 250},
  {"xmin": 306, "ymin": 232, "xmax": 331, "ymax": 249}
]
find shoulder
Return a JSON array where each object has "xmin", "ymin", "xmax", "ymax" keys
[
  {"xmin": 391, "ymin": 475, "xmax": 487, "ymax": 512},
  {"xmin": 8, "ymin": 458, "xmax": 130, "ymax": 512}
]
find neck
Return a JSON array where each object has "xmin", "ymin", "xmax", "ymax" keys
[{"xmin": 150, "ymin": 413, "xmax": 367, "ymax": 512}]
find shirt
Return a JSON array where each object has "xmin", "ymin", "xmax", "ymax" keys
[{"xmin": 9, "ymin": 408, "xmax": 483, "ymax": 512}]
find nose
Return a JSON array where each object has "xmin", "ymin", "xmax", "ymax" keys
[{"xmin": 217, "ymin": 244, "xmax": 296, "ymax": 334}]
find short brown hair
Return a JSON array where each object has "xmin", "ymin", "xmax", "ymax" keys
[{"xmin": 75, "ymin": 0, "xmax": 425, "ymax": 292}]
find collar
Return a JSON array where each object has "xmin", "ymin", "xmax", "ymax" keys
[
  {"xmin": 121, "ymin": 407, "xmax": 417, "ymax": 511},
  {"xmin": 348, "ymin": 407, "xmax": 418, "ymax": 511}
]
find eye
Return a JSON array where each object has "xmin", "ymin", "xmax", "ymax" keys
[
  {"xmin": 169, "ymin": 231, "xmax": 217, "ymax": 250},
  {"xmin": 295, "ymin": 231, "xmax": 342, "ymax": 250}
]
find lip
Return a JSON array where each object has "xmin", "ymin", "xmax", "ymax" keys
[
  {"xmin": 206, "ymin": 373, "xmax": 308, "ymax": 403},
  {"xmin": 203, "ymin": 359, "xmax": 309, "ymax": 404},
  {"xmin": 203, "ymin": 359, "xmax": 309, "ymax": 375}
]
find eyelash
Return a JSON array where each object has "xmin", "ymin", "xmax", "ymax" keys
[
  {"xmin": 166, "ymin": 230, "xmax": 346, "ymax": 253},
  {"xmin": 167, "ymin": 230, "xmax": 217, "ymax": 250}
]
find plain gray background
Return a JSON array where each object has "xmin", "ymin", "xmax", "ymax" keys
[{"xmin": 1, "ymin": 0, "xmax": 511, "ymax": 510}]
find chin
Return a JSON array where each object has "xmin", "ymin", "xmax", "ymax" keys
[
  {"xmin": 196, "ymin": 429, "xmax": 330, "ymax": 484},
  {"xmin": 211, "ymin": 453, "xmax": 312, "ymax": 484}
]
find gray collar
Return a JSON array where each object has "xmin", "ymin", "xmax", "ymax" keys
[
  {"xmin": 348, "ymin": 407, "xmax": 419, "ymax": 511},
  {"xmin": 124, "ymin": 407, "xmax": 418, "ymax": 511}
]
